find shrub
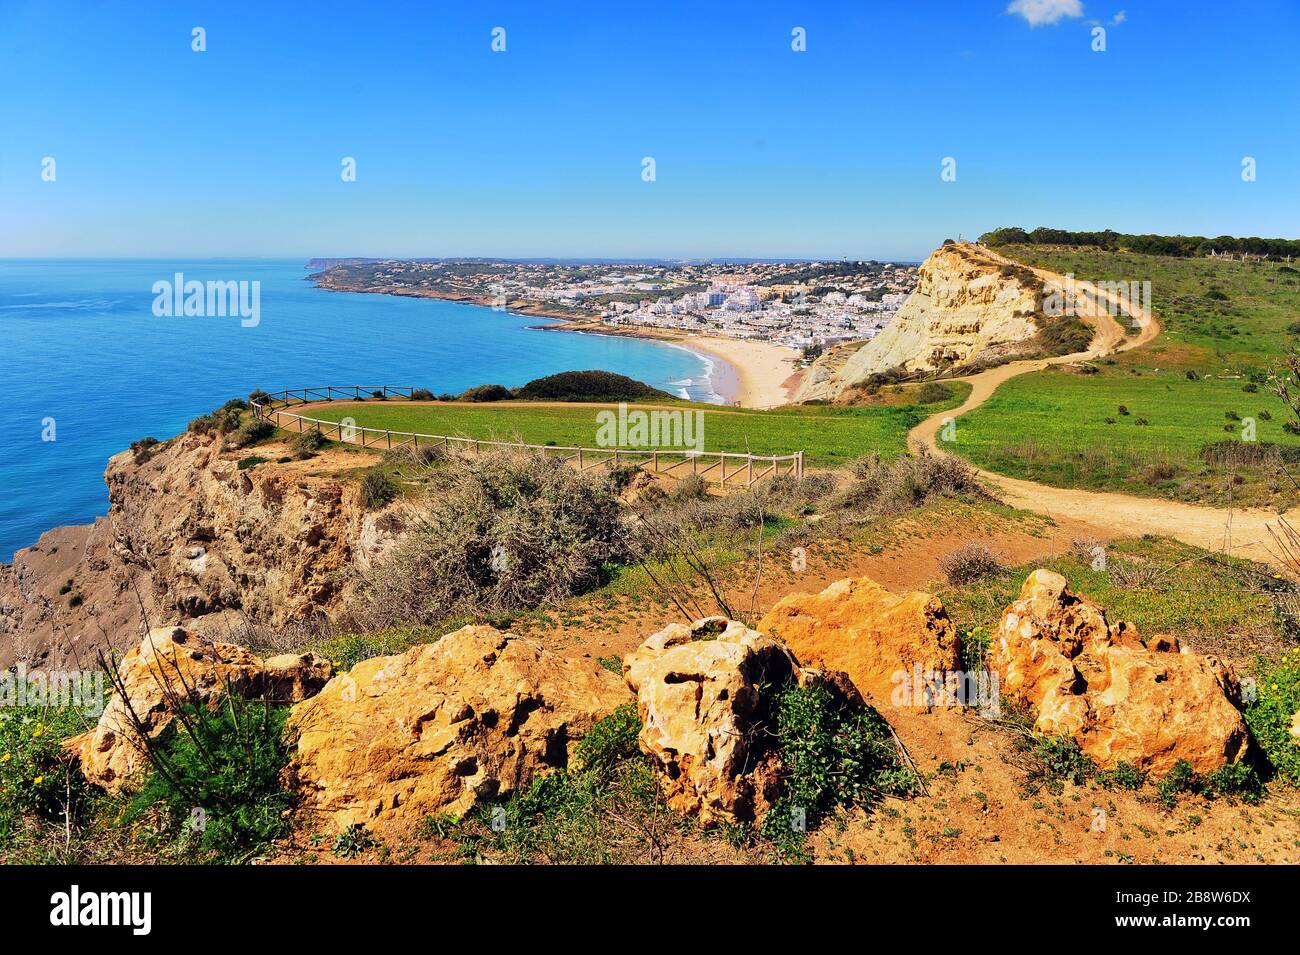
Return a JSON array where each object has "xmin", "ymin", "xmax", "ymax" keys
[
  {"xmin": 130, "ymin": 437, "xmax": 161, "ymax": 463},
  {"xmin": 237, "ymin": 455, "xmax": 268, "ymax": 471},
  {"xmin": 915, "ymin": 381, "xmax": 953, "ymax": 404},
  {"xmin": 360, "ymin": 468, "xmax": 398, "ymax": 510},
  {"xmin": 1243, "ymin": 649, "xmax": 1300, "ymax": 783},
  {"xmin": 459, "ymin": 384, "xmax": 512, "ymax": 402},
  {"xmin": 514, "ymin": 370, "xmax": 671, "ymax": 402},
  {"xmin": 1155, "ymin": 758, "xmax": 1264, "ymax": 808},
  {"xmin": 229, "ymin": 418, "xmax": 274, "ymax": 449},
  {"xmin": 831, "ymin": 449, "xmax": 990, "ymax": 514},
  {"xmin": 357, "ymin": 450, "xmax": 625, "ymax": 624},
  {"xmin": 247, "ymin": 389, "xmax": 271, "ymax": 406},
  {"xmin": 410, "ymin": 388, "xmax": 434, "ymax": 401},
  {"xmin": 761, "ymin": 683, "xmax": 917, "ymax": 848},
  {"xmin": 189, "ymin": 399, "xmax": 245, "ymax": 436},
  {"xmin": 939, "ymin": 543, "xmax": 1003, "ymax": 585},
  {"xmin": 126, "ymin": 697, "xmax": 293, "ymax": 860},
  {"xmin": 289, "ymin": 429, "xmax": 327, "ymax": 459}
]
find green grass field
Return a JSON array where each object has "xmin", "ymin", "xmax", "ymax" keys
[
  {"xmin": 951, "ymin": 246, "xmax": 1300, "ymax": 505},
  {"xmin": 1001, "ymin": 244, "xmax": 1300, "ymax": 368},
  {"xmin": 953, "ymin": 364, "xmax": 1300, "ymax": 507},
  {"xmin": 292, "ymin": 383, "xmax": 970, "ymax": 470}
]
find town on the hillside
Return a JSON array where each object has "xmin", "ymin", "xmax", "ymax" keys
[{"xmin": 310, "ymin": 258, "xmax": 918, "ymax": 351}]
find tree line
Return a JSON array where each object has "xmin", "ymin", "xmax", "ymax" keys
[{"xmin": 979, "ymin": 226, "xmax": 1300, "ymax": 259}]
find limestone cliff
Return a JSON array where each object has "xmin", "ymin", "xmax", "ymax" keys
[
  {"xmin": 795, "ymin": 242, "xmax": 1045, "ymax": 401},
  {"xmin": 0, "ymin": 431, "xmax": 380, "ymax": 669}
]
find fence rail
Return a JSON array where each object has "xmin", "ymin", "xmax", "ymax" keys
[{"xmin": 249, "ymin": 386, "xmax": 804, "ymax": 487}]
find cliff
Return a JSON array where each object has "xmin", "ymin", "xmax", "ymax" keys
[
  {"xmin": 0, "ymin": 431, "xmax": 378, "ymax": 669},
  {"xmin": 795, "ymin": 242, "xmax": 1045, "ymax": 401}
]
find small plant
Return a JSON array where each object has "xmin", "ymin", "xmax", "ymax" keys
[
  {"xmin": 410, "ymin": 388, "xmax": 434, "ymax": 401},
  {"xmin": 0, "ymin": 694, "xmax": 101, "ymax": 846},
  {"xmin": 1096, "ymin": 761, "xmax": 1146, "ymax": 790},
  {"xmin": 126, "ymin": 694, "xmax": 294, "ymax": 861},
  {"xmin": 761, "ymin": 683, "xmax": 917, "ymax": 850},
  {"xmin": 237, "ymin": 455, "xmax": 268, "ymax": 470},
  {"xmin": 230, "ymin": 418, "xmax": 274, "ymax": 449},
  {"xmin": 332, "ymin": 823, "xmax": 378, "ymax": 858},
  {"xmin": 289, "ymin": 428, "xmax": 327, "ymax": 459},
  {"xmin": 130, "ymin": 436, "xmax": 161, "ymax": 463},
  {"xmin": 1243, "ymin": 649, "xmax": 1300, "ymax": 783},
  {"xmin": 1117, "ymin": 405, "xmax": 1130, "ymax": 416},
  {"xmin": 939, "ymin": 543, "xmax": 1003, "ymax": 585},
  {"xmin": 360, "ymin": 468, "xmax": 398, "ymax": 510}
]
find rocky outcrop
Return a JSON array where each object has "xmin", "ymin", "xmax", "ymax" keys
[
  {"xmin": 0, "ymin": 430, "xmax": 380, "ymax": 668},
  {"xmin": 991, "ymin": 570, "xmax": 1251, "ymax": 774},
  {"xmin": 286, "ymin": 624, "xmax": 630, "ymax": 834},
  {"xmin": 68, "ymin": 625, "xmax": 331, "ymax": 792},
  {"xmin": 623, "ymin": 616, "xmax": 862, "ymax": 826},
  {"xmin": 796, "ymin": 243, "xmax": 1043, "ymax": 401},
  {"xmin": 759, "ymin": 575, "xmax": 962, "ymax": 706}
]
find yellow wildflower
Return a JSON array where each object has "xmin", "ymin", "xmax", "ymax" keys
[{"xmin": 33, "ymin": 776, "xmax": 43, "ymax": 785}]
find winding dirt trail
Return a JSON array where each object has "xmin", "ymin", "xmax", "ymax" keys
[{"xmin": 908, "ymin": 247, "xmax": 1294, "ymax": 565}]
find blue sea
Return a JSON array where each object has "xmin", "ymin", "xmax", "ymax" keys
[{"xmin": 0, "ymin": 260, "xmax": 720, "ymax": 562}]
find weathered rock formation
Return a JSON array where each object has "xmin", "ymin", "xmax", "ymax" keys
[
  {"xmin": 286, "ymin": 624, "xmax": 630, "ymax": 834},
  {"xmin": 68, "ymin": 625, "xmax": 331, "ymax": 792},
  {"xmin": 990, "ymin": 569, "xmax": 1251, "ymax": 774},
  {"xmin": 623, "ymin": 616, "xmax": 862, "ymax": 826},
  {"xmin": 0, "ymin": 430, "xmax": 380, "ymax": 668},
  {"xmin": 759, "ymin": 575, "xmax": 961, "ymax": 706},
  {"xmin": 796, "ymin": 242, "xmax": 1043, "ymax": 401}
]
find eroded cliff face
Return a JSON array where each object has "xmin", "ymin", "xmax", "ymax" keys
[
  {"xmin": 0, "ymin": 432, "xmax": 377, "ymax": 669},
  {"xmin": 796, "ymin": 243, "xmax": 1044, "ymax": 401}
]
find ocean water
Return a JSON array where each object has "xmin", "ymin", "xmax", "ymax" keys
[{"xmin": 0, "ymin": 259, "xmax": 719, "ymax": 562}]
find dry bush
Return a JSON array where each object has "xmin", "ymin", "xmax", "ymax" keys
[
  {"xmin": 830, "ymin": 449, "xmax": 991, "ymax": 514},
  {"xmin": 356, "ymin": 450, "xmax": 626, "ymax": 626},
  {"xmin": 939, "ymin": 543, "xmax": 1004, "ymax": 585}
]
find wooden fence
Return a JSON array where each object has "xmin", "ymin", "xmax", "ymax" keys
[{"xmin": 250, "ymin": 386, "xmax": 803, "ymax": 488}]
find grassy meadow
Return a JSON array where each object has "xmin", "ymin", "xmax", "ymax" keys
[
  {"xmin": 954, "ymin": 245, "xmax": 1300, "ymax": 505},
  {"xmin": 294, "ymin": 382, "xmax": 971, "ymax": 470}
]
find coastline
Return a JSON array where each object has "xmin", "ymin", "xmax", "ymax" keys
[{"xmin": 310, "ymin": 277, "xmax": 801, "ymax": 409}]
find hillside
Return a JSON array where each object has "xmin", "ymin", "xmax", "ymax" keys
[
  {"xmin": 795, "ymin": 242, "xmax": 1086, "ymax": 401},
  {"xmin": 950, "ymin": 243, "xmax": 1300, "ymax": 508}
]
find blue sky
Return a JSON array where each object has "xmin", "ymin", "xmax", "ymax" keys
[{"xmin": 2, "ymin": 0, "xmax": 1297, "ymax": 261}]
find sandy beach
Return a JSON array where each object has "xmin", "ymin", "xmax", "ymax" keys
[
  {"xmin": 677, "ymin": 335, "xmax": 801, "ymax": 409},
  {"xmin": 529, "ymin": 318, "xmax": 802, "ymax": 410}
]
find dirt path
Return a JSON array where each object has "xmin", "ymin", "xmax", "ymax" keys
[{"xmin": 908, "ymin": 249, "xmax": 1294, "ymax": 565}]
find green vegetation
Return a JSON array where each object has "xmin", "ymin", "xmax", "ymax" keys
[
  {"xmin": 941, "ymin": 243, "xmax": 1300, "ymax": 504},
  {"xmin": 513, "ymin": 370, "xmax": 671, "ymax": 402},
  {"xmin": 359, "ymin": 467, "xmax": 398, "ymax": 509},
  {"xmin": 937, "ymin": 536, "xmax": 1282, "ymax": 659},
  {"xmin": 302, "ymin": 387, "xmax": 970, "ymax": 469},
  {"xmin": 952, "ymin": 365, "xmax": 1300, "ymax": 508},
  {"xmin": 982, "ymin": 226, "xmax": 1300, "ymax": 261},
  {"xmin": 761, "ymin": 683, "xmax": 918, "ymax": 852},
  {"xmin": 356, "ymin": 450, "xmax": 626, "ymax": 626},
  {"xmin": 451, "ymin": 704, "xmax": 675, "ymax": 864},
  {"xmin": 0, "ymin": 693, "xmax": 100, "ymax": 849},
  {"xmin": 126, "ymin": 697, "xmax": 293, "ymax": 862},
  {"xmin": 1243, "ymin": 648, "xmax": 1300, "ymax": 784}
]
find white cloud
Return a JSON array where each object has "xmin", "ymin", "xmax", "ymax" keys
[
  {"xmin": 1006, "ymin": 0, "xmax": 1085, "ymax": 27},
  {"xmin": 1111, "ymin": 10, "xmax": 1127, "ymax": 25}
]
